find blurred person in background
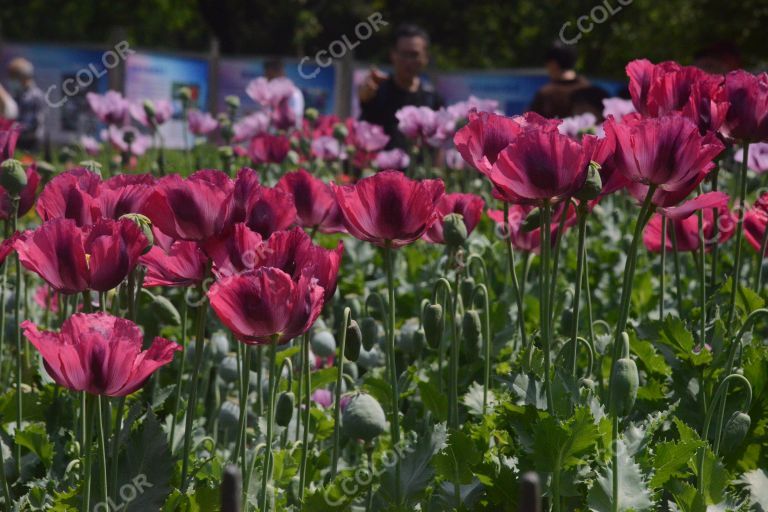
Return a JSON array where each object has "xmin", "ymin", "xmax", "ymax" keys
[
  {"xmin": 359, "ymin": 23, "xmax": 444, "ymax": 149},
  {"xmin": 264, "ymin": 58, "xmax": 304, "ymax": 129},
  {"xmin": 5, "ymin": 57, "xmax": 47, "ymax": 152},
  {"xmin": 570, "ymin": 85, "xmax": 609, "ymax": 121},
  {"xmin": 530, "ymin": 42, "xmax": 590, "ymax": 118}
]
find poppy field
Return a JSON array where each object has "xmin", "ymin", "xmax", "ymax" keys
[{"xmin": 1, "ymin": 61, "xmax": 768, "ymax": 511}]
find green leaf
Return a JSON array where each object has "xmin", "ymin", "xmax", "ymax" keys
[
  {"xmin": 653, "ymin": 316, "xmax": 711, "ymax": 366},
  {"xmin": 631, "ymin": 338, "xmax": 671, "ymax": 377},
  {"xmin": 433, "ymin": 429, "xmax": 482, "ymax": 484},
  {"xmin": 532, "ymin": 407, "xmax": 599, "ymax": 472},
  {"xmin": 461, "ymin": 381, "xmax": 495, "ymax": 417},
  {"xmin": 649, "ymin": 439, "xmax": 705, "ymax": 488},
  {"xmin": 688, "ymin": 446, "xmax": 728, "ymax": 505},
  {"xmin": 15, "ymin": 422, "xmax": 54, "ymax": 470},
  {"xmin": 588, "ymin": 440, "xmax": 653, "ymax": 512},
  {"xmin": 419, "ymin": 380, "xmax": 448, "ymax": 422},
  {"xmin": 737, "ymin": 469, "xmax": 768, "ymax": 511}
]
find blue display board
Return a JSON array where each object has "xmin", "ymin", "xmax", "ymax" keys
[
  {"xmin": 0, "ymin": 42, "xmax": 111, "ymax": 143},
  {"xmin": 435, "ymin": 71, "xmax": 550, "ymax": 115},
  {"xmin": 218, "ymin": 57, "xmax": 336, "ymax": 115}
]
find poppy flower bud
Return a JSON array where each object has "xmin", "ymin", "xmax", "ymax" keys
[
  {"xmin": 218, "ymin": 400, "xmax": 240, "ymax": 431},
  {"xmin": 79, "ymin": 160, "xmax": 102, "ymax": 177},
  {"xmin": 286, "ymin": 150, "xmax": 300, "ymax": 165},
  {"xmin": 178, "ymin": 86, "xmax": 193, "ymax": 105},
  {"xmin": 120, "ymin": 213, "xmax": 154, "ymax": 254},
  {"xmin": 610, "ymin": 357, "xmax": 639, "ymax": 417},
  {"xmin": 423, "ymin": 303, "xmax": 444, "ymax": 349},
  {"xmin": 360, "ymin": 317, "xmax": 379, "ymax": 351},
  {"xmin": 721, "ymin": 411, "xmax": 751, "ymax": 451},
  {"xmin": 275, "ymin": 391, "xmax": 295, "ymax": 427},
  {"xmin": 561, "ymin": 308, "xmax": 574, "ymax": 333},
  {"xmin": 332, "ymin": 123, "xmax": 349, "ymax": 141},
  {"xmin": 311, "ymin": 330, "xmax": 336, "ymax": 357},
  {"xmin": 443, "ymin": 213, "xmax": 468, "ymax": 247},
  {"xmin": 521, "ymin": 207, "xmax": 541, "ymax": 232},
  {"xmin": 225, "ymin": 95, "xmax": 240, "ymax": 112},
  {"xmin": 345, "ymin": 320, "xmax": 362, "ymax": 362},
  {"xmin": 218, "ymin": 355, "xmax": 239, "ymax": 383},
  {"xmin": 575, "ymin": 162, "xmax": 603, "ymax": 202},
  {"xmin": 0, "ymin": 159, "xmax": 27, "ymax": 196},
  {"xmin": 342, "ymin": 393, "xmax": 387, "ymax": 442},
  {"xmin": 122, "ymin": 130, "xmax": 136, "ymax": 145},
  {"xmin": 143, "ymin": 100, "xmax": 157, "ymax": 122},
  {"xmin": 462, "ymin": 309, "xmax": 482, "ymax": 347},
  {"xmin": 305, "ymin": 107, "xmax": 319, "ymax": 122},
  {"xmin": 461, "ymin": 277, "xmax": 476, "ymax": 307},
  {"xmin": 343, "ymin": 361, "xmax": 359, "ymax": 380},
  {"xmin": 150, "ymin": 292, "xmax": 181, "ymax": 326}
]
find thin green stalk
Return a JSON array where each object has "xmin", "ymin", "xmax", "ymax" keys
[
  {"xmin": 755, "ymin": 222, "xmax": 768, "ymax": 292},
  {"xmin": 670, "ymin": 225, "xmax": 684, "ymax": 313},
  {"xmin": 570, "ymin": 205, "xmax": 588, "ymax": 378},
  {"xmin": 258, "ymin": 336, "xmax": 279, "ymax": 511},
  {"xmin": 169, "ymin": 297, "xmax": 188, "ymax": 454},
  {"xmin": 540, "ymin": 203, "xmax": 554, "ymax": 415},
  {"xmin": 82, "ymin": 394, "xmax": 96, "ymax": 512},
  {"xmin": 660, "ymin": 216, "xmax": 667, "ymax": 320},
  {"xmin": 697, "ymin": 206, "xmax": 707, "ymax": 347},
  {"xmin": 450, "ymin": 269, "xmax": 461, "ymax": 428},
  {"xmin": 502, "ymin": 202, "xmax": 528, "ymax": 350},
  {"xmin": 331, "ymin": 308, "xmax": 352, "ymax": 479},
  {"xmin": 11, "ymin": 198, "xmax": 23, "ymax": 476},
  {"xmin": 97, "ymin": 396, "xmax": 109, "ymax": 508},
  {"xmin": 110, "ymin": 397, "xmax": 125, "ymax": 502},
  {"xmin": 180, "ymin": 283, "xmax": 209, "ymax": 487},
  {"xmin": 383, "ymin": 244, "xmax": 401, "ymax": 505},
  {"xmin": 0, "ymin": 237, "xmax": 8, "ymax": 386},
  {"xmin": 235, "ymin": 345, "xmax": 252, "ymax": 481},
  {"xmin": 298, "ymin": 332, "xmax": 311, "ymax": 503},
  {"xmin": 709, "ymin": 167, "xmax": 721, "ymax": 287},
  {"xmin": 725, "ymin": 144, "xmax": 750, "ymax": 334},
  {"xmin": 548, "ymin": 203, "xmax": 571, "ymax": 336},
  {"xmin": 583, "ymin": 248, "xmax": 595, "ymax": 349}
]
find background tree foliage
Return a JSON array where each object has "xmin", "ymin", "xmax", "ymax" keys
[{"xmin": 1, "ymin": 0, "xmax": 766, "ymax": 78}]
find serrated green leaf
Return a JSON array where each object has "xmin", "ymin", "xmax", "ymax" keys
[
  {"xmin": 433, "ymin": 430, "xmax": 482, "ymax": 484},
  {"xmin": 649, "ymin": 439, "xmax": 705, "ymax": 488},
  {"xmin": 689, "ymin": 446, "xmax": 728, "ymax": 505},
  {"xmin": 15, "ymin": 422, "xmax": 54, "ymax": 470},
  {"xmin": 462, "ymin": 381, "xmax": 495, "ymax": 416},
  {"xmin": 533, "ymin": 407, "xmax": 599, "ymax": 472},
  {"xmin": 588, "ymin": 440, "xmax": 653, "ymax": 511},
  {"xmin": 737, "ymin": 469, "xmax": 768, "ymax": 511},
  {"xmin": 419, "ymin": 380, "xmax": 448, "ymax": 422}
]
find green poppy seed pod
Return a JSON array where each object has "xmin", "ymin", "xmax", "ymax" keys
[
  {"xmin": 359, "ymin": 316, "xmax": 379, "ymax": 351},
  {"xmin": 460, "ymin": 277, "xmax": 476, "ymax": 308},
  {"xmin": 332, "ymin": 123, "xmax": 349, "ymax": 140},
  {"xmin": 521, "ymin": 207, "xmax": 541, "ymax": 233},
  {"xmin": 218, "ymin": 355, "xmax": 239, "ymax": 383},
  {"xmin": 286, "ymin": 150, "xmax": 300, "ymax": 165},
  {"xmin": 345, "ymin": 320, "xmax": 362, "ymax": 362},
  {"xmin": 579, "ymin": 377, "xmax": 596, "ymax": 391},
  {"xmin": 79, "ymin": 160, "xmax": 103, "ymax": 177},
  {"xmin": 225, "ymin": 95, "xmax": 241, "ymax": 111},
  {"xmin": 311, "ymin": 330, "xmax": 337, "ymax": 358},
  {"xmin": 142, "ymin": 100, "xmax": 157, "ymax": 121},
  {"xmin": 462, "ymin": 309, "xmax": 482, "ymax": 347},
  {"xmin": 275, "ymin": 391, "xmax": 295, "ymax": 427},
  {"xmin": 178, "ymin": 86, "xmax": 193, "ymax": 104},
  {"xmin": 560, "ymin": 308, "xmax": 574, "ymax": 334},
  {"xmin": 721, "ymin": 411, "xmax": 751, "ymax": 452},
  {"xmin": 218, "ymin": 145, "xmax": 234, "ymax": 159},
  {"xmin": 575, "ymin": 162, "xmax": 603, "ymax": 201},
  {"xmin": 305, "ymin": 107, "xmax": 319, "ymax": 122},
  {"xmin": 341, "ymin": 393, "xmax": 387, "ymax": 442},
  {"xmin": 343, "ymin": 360, "xmax": 359, "ymax": 380},
  {"xmin": 0, "ymin": 159, "xmax": 27, "ymax": 196},
  {"xmin": 218, "ymin": 400, "xmax": 240, "ymax": 430},
  {"xmin": 610, "ymin": 357, "xmax": 639, "ymax": 417},
  {"xmin": 122, "ymin": 129, "xmax": 136, "ymax": 145},
  {"xmin": 443, "ymin": 213, "xmax": 468, "ymax": 247},
  {"xmin": 412, "ymin": 328, "xmax": 426, "ymax": 353},
  {"xmin": 119, "ymin": 213, "xmax": 154, "ymax": 254},
  {"xmin": 423, "ymin": 303, "xmax": 444, "ymax": 349},
  {"xmin": 209, "ymin": 331, "xmax": 230, "ymax": 363},
  {"xmin": 151, "ymin": 293, "xmax": 181, "ymax": 326}
]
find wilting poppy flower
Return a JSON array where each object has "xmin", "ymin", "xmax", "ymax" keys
[
  {"xmin": 237, "ymin": 184, "xmax": 296, "ymax": 239},
  {"xmin": 626, "ymin": 59, "xmax": 702, "ymax": 117},
  {"xmin": 454, "ymin": 110, "xmax": 557, "ymax": 176},
  {"xmin": 15, "ymin": 218, "xmax": 147, "ymax": 293},
  {"xmin": 0, "ymin": 120, "xmax": 20, "ymax": 160},
  {"xmin": 604, "ymin": 113, "xmax": 724, "ymax": 207},
  {"xmin": 643, "ymin": 192, "xmax": 735, "ymax": 253},
  {"xmin": 722, "ymin": 70, "xmax": 768, "ymax": 143},
  {"xmin": 188, "ymin": 109, "xmax": 219, "ymax": 136},
  {"xmin": 487, "ymin": 202, "xmax": 576, "ymax": 254},
  {"xmin": 0, "ymin": 164, "xmax": 40, "ymax": 219},
  {"xmin": 22, "ymin": 313, "xmax": 181, "ymax": 396},
  {"xmin": 208, "ymin": 267, "xmax": 325, "ymax": 345},
  {"xmin": 276, "ymin": 170, "xmax": 345, "ymax": 233},
  {"xmin": 143, "ymin": 170, "xmax": 234, "ymax": 242},
  {"xmin": 141, "ymin": 239, "xmax": 209, "ymax": 288},
  {"xmin": 423, "ymin": 193, "xmax": 485, "ymax": 244},
  {"xmin": 331, "ymin": 170, "xmax": 445, "ymax": 248},
  {"xmin": 489, "ymin": 128, "xmax": 597, "ymax": 205},
  {"xmin": 247, "ymin": 133, "xmax": 291, "ymax": 165}
]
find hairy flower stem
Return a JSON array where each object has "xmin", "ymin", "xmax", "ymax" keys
[
  {"xmin": 257, "ymin": 336, "xmax": 279, "ymax": 511},
  {"xmin": 660, "ymin": 216, "xmax": 667, "ymax": 320},
  {"xmin": 235, "ymin": 345, "xmax": 252, "ymax": 481},
  {"xmin": 502, "ymin": 202, "xmax": 528, "ymax": 350},
  {"xmin": 725, "ymin": 144, "xmax": 750, "ymax": 334},
  {"xmin": 669, "ymin": 226, "xmax": 684, "ymax": 313},
  {"xmin": 570, "ymin": 204, "xmax": 588, "ymax": 378},
  {"xmin": 110, "ymin": 396, "xmax": 125, "ymax": 502},
  {"xmin": 539, "ymin": 203, "xmax": 554, "ymax": 415},
  {"xmin": 697, "ymin": 204, "xmax": 707, "ymax": 347},
  {"xmin": 331, "ymin": 307, "xmax": 351, "ymax": 479},
  {"xmin": 169, "ymin": 297, "xmax": 188, "ymax": 454},
  {"xmin": 384, "ymin": 243, "xmax": 402, "ymax": 505},
  {"xmin": 298, "ymin": 332, "xmax": 311, "ymax": 503},
  {"xmin": 97, "ymin": 396, "xmax": 109, "ymax": 508},
  {"xmin": 82, "ymin": 394, "xmax": 97, "ymax": 512},
  {"xmin": 11, "ymin": 198, "xmax": 23, "ymax": 476}
]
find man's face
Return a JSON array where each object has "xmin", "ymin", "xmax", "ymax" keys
[
  {"xmin": 390, "ymin": 36, "xmax": 428, "ymax": 80},
  {"xmin": 545, "ymin": 60, "xmax": 561, "ymax": 80}
]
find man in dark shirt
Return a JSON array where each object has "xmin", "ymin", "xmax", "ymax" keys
[
  {"xmin": 529, "ymin": 43, "xmax": 590, "ymax": 119},
  {"xmin": 359, "ymin": 24, "xmax": 444, "ymax": 149}
]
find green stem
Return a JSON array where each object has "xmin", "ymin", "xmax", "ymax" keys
[
  {"xmin": 710, "ymin": 166, "xmax": 721, "ymax": 288},
  {"xmin": 570, "ymin": 205, "xmax": 588, "ymax": 378},
  {"xmin": 755, "ymin": 222, "xmax": 768, "ymax": 292},
  {"xmin": 298, "ymin": 332, "xmax": 311, "ymax": 503},
  {"xmin": 169, "ymin": 297, "xmax": 188, "ymax": 453},
  {"xmin": 725, "ymin": 144, "xmax": 750, "ymax": 334},
  {"xmin": 331, "ymin": 308, "xmax": 351, "ymax": 479},
  {"xmin": 110, "ymin": 396, "xmax": 125, "ymax": 503},
  {"xmin": 12, "ymin": 198, "xmax": 22, "ymax": 477},
  {"xmin": 82, "ymin": 394, "xmax": 96, "ymax": 512},
  {"xmin": 383, "ymin": 243, "xmax": 401, "ymax": 505},
  {"xmin": 450, "ymin": 268, "xmax": 461, "ymax": 428},
  {"xmin": 502, "ymin": 202, "xmax": 528, "ymax": 350},
  {"xmin": 97, "ymin": 396, "xmax": 109, "ymax": 508},
  {"xmin": 697, "ymin": 205, "xmax": 707, "ymax": 347},
  {"xmin": 235, "ymin": 345, "xmax": 252, "ymax": 483},
  {"xmin": 583, "ymin": 247, "xmax": 595, "ymax": 350},
  {"xmin": 548, "ymin": 203, "xmax": 571, "ymax": 336},
  {"xmin": 669, "ymin": 222, "xmax": 684, "ymax": 314},
  {"xmin": 180, "ymin": 282, "xmax": 208, "ymax": 487},
  {"xmin": 540, "ymin": 203, "xmax": 554, "ymax": 415},
  {"xmin": 660, "ymin": 216, "xmax": 667, "ymax": 320},
  {"xmin": 258, "ymin": 336, "xmax": 279, "ymax": 511}
]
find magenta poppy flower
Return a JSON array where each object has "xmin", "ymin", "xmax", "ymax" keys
[
  {"xmin": 0, "ymin": 120, "xmax": 20, "ymax": 160},
  {"xmin": 22, "ymin": 313, "xmax": 181, "ymax": 396},
  {"xmin": 311, "ymin": 389, "xmax": 333, "ymax": 408},
  {"xmin": 423, "ymin": 193, "xmax": 485, "ymax": 244},
  {"xmin": 208, "ymin": 267, "xmax": 325, "ymax": 345},
  {"xmin": 311, "ymin": 136, "xmax": 345, "ymax": 161},
  {"xmin": 454, "ymin": 110, "xmax": 558, "ymax": 176},
  {"xmin": 744, "ymin": 192, "xmax": 768, "ymax": 255},
  {"xmin": 143, "ymin": 170, "xmax": 234, "ymax": 243},
  {"xmin": 682, "ymin": 73, "xmax": 730, "ymax": 135},
  {"xmin": 246, "ymin": 133, "xmax": 290, "ymax": 164},
  {"xmin": 351, "ymin": 120, "xmax": 389, "ymax": 152},
  {"xmin": 15, "ymin": 218, "xmax": 147, "ymax": 293},
  {"xmin": 86, "ymin": 91, "xmax": 131, "ymax": 126},
  {"xmin": 722, "ymin": 70, "xmax": 768, "ymax": 143},
  {"xmin": 0, "ymin": 232, "xmax": 20, "ymax": 267},
  {"xmin": 331, "ymin": 170, "xmax": 445, "ymax": 248},
  {"xmin": 396, "ymin": 106, "xmax": 438, "ymax": 142},
  {"xmin": 141, "ymin": 239, "xmax": 209, "ymax": 288},
  {"xmin": 0, "ymin": 164, "xmax": 39, "ymax": 220},
  {"xmin": 102, "ymin": 125, "xmax": 153, "ymax": 156},
  {"xmin": 373, "ymin": 149, "xmax": 410, "ymax": 170},
  {"xmin": 626, "ymin": 59, "xmax": 703, "ymax": 117},
  {"xmin": 735, "ymin": 143, "xmax": 768, "ymax": 173},
  {"xmin": 643, "ymin": 193, "xmax": 735, "ymax": 253},
  {"xmin": 276, "ymin": 170, "xmax": 345, "ymax": 234},
  {"xmin": 130, "ymin": 99, "xmax": 173, "ymax": 127},
  {"xmin": 80, "ymin": 135, "xmax": 102, "ymax": 156},
  {"xmin": 489, "ymin": 129, "xmax": 597, "ymax": 205},
  {"xmin": 604, "ymin": 113, "xmax": 724, "ymax": 207},
  {"xmin": 237, "ymin": 184, "xmax": 296, "ymax": 239},
  {"xmin": 188, "ymin": 109, "xmax": 219, "ymax": 136},
  {"xmin": 487, "ymin": 202, "xmax": 576, "ymax": 254},
  {"xmin": 602, "ymin": 98, "xmax": 636, "ymax": 122}
]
